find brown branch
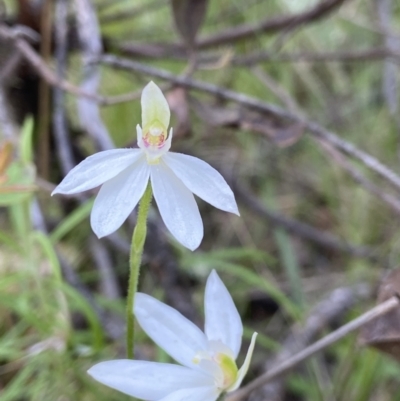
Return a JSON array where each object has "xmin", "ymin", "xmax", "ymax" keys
[
  {"xmin": 0, "ymin": 25, "xmax": 100, "ymax": 99},
  {"xmin": 252, "ymin": 67, "xmax": 400, "ymax": 222},
  {"xmin": 196, "ymin": 0, "xmax": 348, "ymax": 48},
  {"xmin": 116, "ymin": 0, "xmax": 348, "ymax": 56},
  {"xmin": 115, "ymin": 41, "xmax": 400, "ymax": 64},
  {"xmin": 0, "ymin": 87, "xmax": 18, "ymax": 141},
  {"xmin": 99, "ymin": 0, "xmax": 166, "ymax": 24},
  {"xmin": 116, "ymin": 41, "xmax": 186, "ymax": 59},
  {"xmin": 318, "ymin": 139, "xmax": 400, "ymax": 215},
  {"xmin": 118, "ymin": 0, "xmax": 348, "ymax": 53},
  {"xmin": 0, "ymin": 50, "xmax": 23, "ymax": 82},
  {"xmin": 233, "ymin": 182, "xmax": 374, "ymax": 259},
  {"xmin": 233, "ymin": 47, "xmax": 400, "ymax": 66},
  {"xmin": 98, "ymin": 54, "xmax": 400, "ymax": 193},
  {"xmin": 37, "ymin": 0, "xmax": 52, "ymax": 179},
  {"xmin": 227, "ymin": 296, "xmax": 400, "ymax": 401},
  {"xmin": 0, "ymin": 24, "xmax": 142, "ymax": 108},
  {"xmin": 249, "ymin": 284, "xmax": 371, "ymax": 401},
  {"xmin": 53, "ymin": 0, "xmax": 75, "ymax": 176},
  {"xmin": 376, "ymin": 0, "xmax": 400, "ymax": 160},
  {"xmin": 89, "ymin": 236, "xmax": 121, "ymax": 300},
  {"xmin": 4, "ymin": 24, "xmax": 400, "ymax": 199},
  {"xmin": 74, "ymin": 0, "xmax": 114, "ymax": 151}
]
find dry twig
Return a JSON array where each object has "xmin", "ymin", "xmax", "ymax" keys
[
  {"xmin": 249, "ymin": 284, "xmax": 371, "ymax": 401},
  {"xmin": 53, "ymin": 0, "xmax": 75, "ymax": 175},
  {"xmin": 233, "ymin": 182, "xmax": 374, "ymax": 259},
  {"xmin": 119, "ymin": 0, "xmax": 348, "ymax": 53},
  {"xmin": 74, "ymin": 0, "xmax": 114, "ymax": 150},
  {"xmin": 99, "ymin": 54, "xmax": 400, "ymax": 194},
  {"xmin": 3, "ymin": 24, "xmax": 400, "ymax": 211},
  {"xmin": 233, "ymin": 47, "xmax": 400, "ymax": 66},
  {"xmin": 318, "ymin": 140, "xmax": 400, "ymax": 215},
  {"xmin": 227, "ymin": 296, "xmax": 400, "ymax": 401},
  {"xmin": 37, "ymin": 0, "xmax": 52, "ymax": 179},
  {"xmin": 89, "ymin": 236, "xmax": 121, "ymax": 300},
  {"xmin": 0, "ymin": 24, "xmax": 142, "ymax": 107}
]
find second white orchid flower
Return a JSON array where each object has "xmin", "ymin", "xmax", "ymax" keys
[
  {"xmin": 52, "ymin": 81, "xmax": 239, "ymax": 250},
  {"xmin": 88, "ymin": 270, "xmax": 257, "ymax": 401}
]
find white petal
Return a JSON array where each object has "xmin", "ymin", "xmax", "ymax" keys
[
  {"xmin": 88, "ymin": 360, "xmax": 213, "ymax": 401},
  {"xmin": 205, "ymin": 270, "xmax": 243, "ymax": 358},
  {"xmin": 163, "ymin": 153, "xmax": 239, "ymax": 215},
  {"xmin": 135, "ymin": 292, "xmax": 208, "ymax": 370},
  {"xmin": 52, "ymin": 149, "xmax": 142, "ymax": 195},
  {"xmin": 90, "ymin": 156, "xmax": 150, "ymax": 238},
  {"xmin": 141, "ymin": 81, "xmax": 170, "ymax": 129},
  {"xmin": 227, "ymin": 332, "xmax": 258, "ymax": 393},
  {"xmin": 158, "ymin": 386, "xmax": 219, "ymax": 401},
  {"xmin": 150, "ymin": 161, "xmax": 203, "ymax": 251}
]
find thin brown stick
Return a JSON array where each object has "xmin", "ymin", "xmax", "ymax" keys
[
  {"xmin": 376, "ymin": 0, "xmax": 400, "ymax": 161},
  {"xmin": 0, "ymin": 87, "xmax": 18, "ymax": 141},
  {"xmin": 99, "ymin": 0, "xmax": 165, "ymax": 24},
  {"xmin": 115, "ymin": 41, "xmax": 400, "ymax": 68},
  {"xmin": 0, "ymin": 50, "xmax": 23, "ymax": 82},
  {"xmin": 74, "ymin": 0, "xmax": 114, "ymax": 151},
  {"xmin": 0, "ymin": 24, "xmax": 141, "ymax": 107},
  {"xmin": 98, "ymin": 54, "xmax": 400, "ymax": 194},
  {"xmin": 0, "ymin": 25, "xmax": 99, "ymax": 98},
  {"xmin": 233, "ymin": 182, "xmax": 374, "ymax": 259},
  {"xmin": 53, "ymin": 0, "xmax": 75, "ymax": 175},
  {"xmin": 253, "ymin": 67, "xmax": 400, "ymax": 220},
  {"xmin": 318, "ymin": 139, "xmax": 400, "ymax": 215},
  {"xmin": 3, "ymin": 24, "xmax": 400, "ymax": 197},
  {"xmin": 89, "ymin": 236, "xmax": 121, "ymax": 300},
  {"xmin": 116, "ymin": 41, "xmax": 400, "ymax": 64},
  {"xmin": 118, "ymin": 0, "xmax": 348, "ymax": 53},
  {"xmin": 196, "ymin": 0, "xmax": 347, "ymax": 48},
  {"xmin": 227, "ymin": 296, "xmax": 400, "ymax": 401},
  {"xmin": 37, "ymin": 0, "xmax": 52, "ymax": 179},
  {"xmin": 233, "ymin": 47, "xmax": 400, "ymax": 66},
  {"xmin": 249, "ymin": 284, "xmax": 371, "ymax": 401}
]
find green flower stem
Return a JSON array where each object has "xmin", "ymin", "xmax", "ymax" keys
[{"xmin": 126, "ymin": 184, "xmax": 153, "ymax": 359}]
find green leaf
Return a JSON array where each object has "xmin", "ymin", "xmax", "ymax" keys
[
  {"xmin": 20, "ymin": 116, "xmax": 34, "ymax": 165},
  {"xmin": 50, "ymin": 198, "xmax": 94, "ymax": 243}
]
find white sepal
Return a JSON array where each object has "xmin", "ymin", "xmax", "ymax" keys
[
  {"xmin": 150, "ymin": 161, "xmax": 203, "ymax": 250},
  {"xmin": 163, "ymin": 153, "xmax": 239, "ymax": 215},
  {"xmin": 90, "ymin": 157, "xmax": 150, "ymax": 238},
  {"xmin": 158, "ymin": 386, "xmax": 219, "ymax": 401},
  {"xmin": 141, "ymin": 81, "xmax": 170, "ymax": 130},
  {"xmin": 88, "ymin": 360, "xmax": 213, "ymax": 401},
  {"xmin": 52, "ymin": 149, "xmax": 142, "ymax": 195},
  {"xmin": 204, "ymin": 270, "xmax": 243, "ymax": 358},
  {"xmin": 135, "ymin": 293, "xmax": 208, "ymax": 370}
]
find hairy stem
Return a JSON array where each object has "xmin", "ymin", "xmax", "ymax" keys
[{"xmin": 126, "ymin": 184, "xmax": 152, "ymax": 359}]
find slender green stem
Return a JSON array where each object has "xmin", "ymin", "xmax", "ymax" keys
[{"xmin": 126, "ymin": 184, "xmax": 153, "ymax": 359}]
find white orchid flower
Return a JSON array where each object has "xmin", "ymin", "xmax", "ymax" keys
[
  {"xmin": 88, "ymin": 270, "xmax": 257, "ymax": 401},
  {"xmin": 51, "ymin": 81, "xmax": 239, "ymax": 250}
]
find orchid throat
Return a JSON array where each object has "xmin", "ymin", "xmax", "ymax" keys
[
  {"xmin": 137, "ymin": 121, "xmax": 173, "ymax": 164},
  {"xmin": 193, "ymin": 342, "xmax": 239, "ymax": 391}
]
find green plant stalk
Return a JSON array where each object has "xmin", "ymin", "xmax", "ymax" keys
[{"xmin": 126, "ymin": 184, "xmax": 153, "ymax": 359}]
